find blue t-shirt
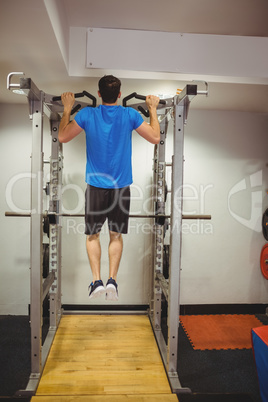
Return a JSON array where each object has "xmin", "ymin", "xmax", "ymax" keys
[{"xmin": 75, "ymin": 105, "xmax": 144, "ymax": 189}]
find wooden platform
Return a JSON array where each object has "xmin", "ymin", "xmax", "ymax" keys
[{"xmin": 31, "ymin": 315, "xmax": 178, "ymax": 402}]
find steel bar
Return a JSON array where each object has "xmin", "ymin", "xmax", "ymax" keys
[
  {"xmin": 156, "ymin": 272, "xmax": 169, "ymax": 301},
  {"xmin": 30, "ymin": 95, "xmax": 44, "ymax": 377},
  {"xmin": 41, "ymin": 328, "xmax": 57, "ymax": 367},
  {"xmin": 42, "ymin": 272, "xmax": 55, "ymax": 302},
  {"xmin": 5, "ymin": 211, "xmax": 211, "ymax": 220},
  {"xmin": 176, "ymin": 84, "xmax": 197, "ymax": 105},
  {"xmin": 166, "ymin": 104, "xmax": 184, "ymax": 382},
  {"xmin": 5, "ymin": 212, "xmax": 32, "ymax": 217},
  {"xmin": 151, "ymin": 122, "xmax": 167, "ymax": 332},
  {"xmin": 148, "ymin": 315, "xmax": 191, "ymax": 394},
  {"xmin": 49, "ymin": 119, "xmax": 63, "ymax": 329},
  {"xmin": 6, "ymin": 72, "xmax": 24, "ymax": 90},
  {"xmin": 20, "ymin": 78, "xmax": 42, "ymax": 102}
]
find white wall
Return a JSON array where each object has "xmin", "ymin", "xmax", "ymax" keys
[
  {"xmin": 180, "ymin": 110, "xmax": 268, "ymax": 304},
  {"xmin": 0, "ymin": 103, "xmax": 31, "ymax": 314},
  {"xmin": 60, "ymin": 125, "xmax": 154, "ymax": 306},
  {"xmin": 1, "ymin": 103, "xmax": 268, "ymax": 315}
]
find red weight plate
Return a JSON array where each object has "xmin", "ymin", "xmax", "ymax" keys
[{"xmin": 260, "ymin": 244, "xmax": 268, "ymax": 280}]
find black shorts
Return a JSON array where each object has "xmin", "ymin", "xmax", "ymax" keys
[{"xmin": 85, "ymin": 185, "xmax": 131, "ymax": 235}]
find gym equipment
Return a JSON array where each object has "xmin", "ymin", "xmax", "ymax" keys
[
  {"xmin": 42, "ymin": 243, "xmax": 49, "ymax": 278},
  {"xmin": 122, "ymin": 92, "xmax": 167, "ymax": 117},
  {"xmin": 260, "ymin": 244, "xmax": 268, "ymax": 280},
  {"xmin": 262, "ymin": 208, "xmax": 268, "ymax": 241},
  {"xmin": 6, "ymin": 211, "xmax": 211, "ymax": 220},
  {"xmin": 252, "ymin": 326, "xmax": 268, "ymax": 402},
  {"xmin": 6, "ymin": 72, "xmax": 209, "ymax": 396}
]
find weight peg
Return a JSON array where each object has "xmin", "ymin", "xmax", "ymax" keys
[
  {"xmin": 42, "ymin": 243, "xmax": 49, "ymax": 278},
  {"xmin": 43, "ymin": 215, "xmax": 50, "ymax": 237}
]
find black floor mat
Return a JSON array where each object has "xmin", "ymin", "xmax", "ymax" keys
[
  {"xmin": 0, "ymin": 399, "xmax": 31, "ymax": 401},
  {"xmin": 177, "ymin": 393, "xmax": 255, "ymax": 402}
]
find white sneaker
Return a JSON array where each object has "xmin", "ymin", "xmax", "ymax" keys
[
  {"xmin": 88, "ymin": 280, "xmax": 105, "ymax": 299},
  {"xmin": 105, "ymin": 277, "xmax": 118, "ymax": 301}
]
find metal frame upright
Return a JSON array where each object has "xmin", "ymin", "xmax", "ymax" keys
[
  {"xmin": 150, "ymin": 110, "xmax": 168, "ymax": 332},
  {"xmin": 7, "ymin": 73, "xmax": 67, "ymax": 394},
  {"xmin": 6, "ymin": 72, "xmax": 98, "ymax": 395},
  {"xmin": 150, "ymin": 85, "xmax": 207, "ymax": 393}
]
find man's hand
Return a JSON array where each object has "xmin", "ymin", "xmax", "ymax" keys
[
  {"xmin": 58, "ymin": 92, "xmax": 82, "ymax": 143},
  {"xmin": 146, "ymin": 95, "xmax": 160, "ymax": 109},
  {"xmin": 135, "ymin": 95, "xmax": 160, "ymax": 144},
  {"xmin": 61, "ymin": 92, "xmax": 75, "ymax": 112}
]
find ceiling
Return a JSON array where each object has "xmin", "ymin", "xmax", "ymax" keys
[{"xmin": 1, "ymin": 0, "xmax": 268, "ymax": 113}]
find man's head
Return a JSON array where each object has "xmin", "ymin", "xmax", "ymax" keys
[{"xmin": 98, "ymin": 75, "xmax": 121, "ymax": 104}]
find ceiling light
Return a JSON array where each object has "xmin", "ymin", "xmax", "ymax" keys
[{"xmin": 12, "ymin": 89, "xmax": 28, "ymax": 96}]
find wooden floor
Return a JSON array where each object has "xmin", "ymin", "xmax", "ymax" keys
[{"xmin": 31, "ymin": 315, "xmax": 178, "ymax": 402}]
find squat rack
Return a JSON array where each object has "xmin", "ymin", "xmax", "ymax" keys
[{"xmin": 6, "ymin": 72, "xmax": 209, "ymax": 395}]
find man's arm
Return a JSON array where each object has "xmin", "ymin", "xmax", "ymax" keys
[
  {"xmin": 135, "ymin": 95, "xmax": 160, "ymax": 144},
  {"xmin": 58, "ymin": 92, "xmax": 83, "ymax": 143}
]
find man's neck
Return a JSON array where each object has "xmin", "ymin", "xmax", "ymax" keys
[{"xmin": 102, "ymin": 101, "xmax": 118, "ymax": 106}]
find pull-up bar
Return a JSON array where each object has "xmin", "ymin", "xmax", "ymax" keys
[
  {"xmin": 123, "ymin": 92, "xmax": 167, "ymax": 117},
  {"xmin": 52, "ymin": 91, "xmax": 97, "ymax": 115}
]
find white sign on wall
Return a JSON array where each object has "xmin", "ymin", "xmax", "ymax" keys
[{"xmin": 86, "ymin": 28, "xmax": 268, "ymax": 78}]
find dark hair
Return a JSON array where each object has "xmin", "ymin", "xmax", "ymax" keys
[{"xmin": 98, "ymin": 75, "xmax": 121, "ymax": 103}]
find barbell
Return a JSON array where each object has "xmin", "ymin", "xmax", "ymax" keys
[
  {"xmin": 5, "ymin": 211, "xmax": 211, "ymax": 237},
  {"xmin": 5, "ymin": 211, "xmax": 211, "ymax": 220}
]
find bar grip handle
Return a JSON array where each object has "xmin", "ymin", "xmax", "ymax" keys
[
  {"xmin": 122, "ymin": 92, "xmax": 166, "ymax": 107},
  {"xmin": 83, "ymin": 90, "xmax": 97, "ymax": 107},
  {"xmin": 71, "ymin": 104, "xmax": 81, "ymax": 115},
  {"xmin": 135, "ymin": 94, "xmax": 166, "ymax": 105},
  {"xmin": 52, "ymin": 90, "xmax": 97, "ymax": 107},
  {"xmin": 138, "ymin": 106, "xmax": 149, "ymax": 118},
  {"xmin": 52, "ymin": 92, "xmax": 83, "ymax": 102}
]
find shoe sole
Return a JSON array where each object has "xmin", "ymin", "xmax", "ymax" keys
[
  {"xmin": 89, "ymin": 285, "xmax": 105, "ymax": 299},
  {"xmin": 106, "ymin": 284, "xmax": 118, "ymax": 301}
]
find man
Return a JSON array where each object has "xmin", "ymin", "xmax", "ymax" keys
[{"xmin": 59, "ymin": 75, "xmax": 160, "ymax": 301}]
